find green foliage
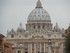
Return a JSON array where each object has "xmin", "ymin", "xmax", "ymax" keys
[{"xmin": 65, "ymin": 26, "xmax": 70, "ymax": 53}]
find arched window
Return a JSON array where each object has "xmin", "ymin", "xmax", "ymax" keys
[
  {"xmin": 35, "ymin": 11, "xmax": 36, "ymax": 13},
  {"xmin": 34, "ymin": 15, "xmax": 36, "ymax": 17},
  {"xmin": 43, "ymin": 25, "xmax": 45, "ymax": 29},
  {"xmin": 42, "ymin": 15, "xmax": 44, "ymax": 17},
  {"xmin": 33, "ymin": 26, "xmax": 35, "ymax": 29},
  {"xmin": 55, "ymin": 35, "xmax": 56, "ymax": 37},
  {"xmin": 38, "ymin": 15, "xmax": 40, "ymax": 17},
  {"xmin": 11, "ymin": 34, "xmax": 14, "ymax": 38},
  {"xmin": 19, "ymin": 30, "xmax": 22, "ymax": 33},
  {"xmin": 38, "ymin": 25, "xmax": 40, "ymax": 29}
]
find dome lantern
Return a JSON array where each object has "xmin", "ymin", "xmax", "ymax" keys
[{"xmin": 36, "ymin": 0, "xmax": 43, "ymax": 8}]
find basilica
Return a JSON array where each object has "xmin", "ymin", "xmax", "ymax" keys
[{"xmin": 5, "ymin": 0, "xmax": 65, "ymax": 53}]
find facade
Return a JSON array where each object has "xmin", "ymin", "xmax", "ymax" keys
[{"xmin": 6, "ymin": 0, "xmax": 65, "ymax": 53}]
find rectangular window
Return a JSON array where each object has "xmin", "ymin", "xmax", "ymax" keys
[
  {"xmin": 0, "ymin": 40, "xmax": 2, "ymax": 45},
  {"xmin": 11, "ymin": 34, "xmax": 14, "ymax": 38},
  {"xmin": 18, "ymin": 51, "xmax": 21, "ymax": 53}
]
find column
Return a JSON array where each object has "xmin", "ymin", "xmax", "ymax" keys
[
  {"xmin": 61, "ymin": 43, "xmax": 64, "ymax": 53},
  {"xmin": 48, "ymin": 45, "xmax": 52, "ymax": 53},
  {"xmin": 60, "ymin": 43, "xmax": 63, "ymax": 53},
  {"xmin": 34, "ymin": 44, "xmax": 36, "ymax": 53},
  {"xmin": 36, "ymin": 43, "xmax": 38, "ymax": 53},
  {"xmin": 45, "ymin": 43, "xmax": 47, "ymax": 53},
  {"xmin": 40, "ymin": 43, "xmax": 42, "ymax": 53},
  {"xmin": 54, "ymin": 48, "xmax": 56, "ymax": 53},
  {"xmin": 44, "ymin": 43, "xmax": 46, "ymax": 53},
  {"xmin": 22, "ymin": 48, "xmax": 25, "ymax": 53},
  {"xmin": 14, "ymin": 48, "xmax": 17, "ymax": 53},
  {"xmin": 28, "ymin": 44, "xmax": 32, "ymax": 53}
]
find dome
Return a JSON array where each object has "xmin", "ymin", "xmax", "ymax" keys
[
  {"xmin": 27, "ymin": 0, "xmax": 51, "ymax": 22},
  {"xmin": 18, "ymin": 23, "xmax": 24, "ymax": 30},
  {"xmin": 17, "ymin": 23, "xmax": 25, "ymax": 32},
  {"xmin": 53, "ymin": 23, "xmax": 60, "ymax": 32}
]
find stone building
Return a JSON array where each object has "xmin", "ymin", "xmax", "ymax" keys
[
  {"xmin": 6, "ymin": 0, "xmax": 65, "ymax": 53},
  {"xmin": 3, "ymin": 41, "xmax": 12, "ymax": 53},
  {"xmin": 0, "ymin": 34, "xmax": 5, "ymax": 53},
  {"xmin": 0, "ymin": 34, "xmax": 12, "ymax": 53}
]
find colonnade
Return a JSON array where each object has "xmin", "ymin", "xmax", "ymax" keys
[
  {"xmin": 12, "ymin": 42, "xmax": 64, "ymax": 53},
  {"xmin": 28, "ymin": 43, "xmax": 48, "ymax": 53}
]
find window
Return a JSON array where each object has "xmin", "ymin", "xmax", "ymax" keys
[
  {"xmin": 33, "ymin": 26, "xmax": 35, "ymax": 29},
  {"xmin": 0, "ymin": 40, "xmax": 2, "ymax": 45},
  {"xmin": 42, "ymin": 15, "xmax": 44, "ymax": 17},
  {"xmin": 25, "ymin": 51, "xmax": 28, "ymax": 53},
  {"xmin": 46, "ymin": 15, "xmax": 47, "ymax": 17},
  {"xmin": 11, "ymin": 34, "xmax": 14, "ymax": 38},
  {"xmin": 55, "ymin": 35, "xmax": 56, "ymax": 37},
  {"xmin": 38, "ymin": 15, "xmax": 40, "ymax": 17},
  {"xmin": 18, "ymin": 51, "xmax": 21, "ymax": 53},
  {"xmin": 43, "ymin": 26, "xmax": 45, "ymax": 29},
  {"xmin": 35, "ymin": 11, "xmax": 36, "ymax": 13},
  {"xmin": 19, "ymin": 30, "xmax": 22, "ymax": 33},
  {"xmin": 38, "ymin": 11, "xmax": 40, "ymax": 13},
  {"xmin": 34, "ymin": 15, "xmax": 36, "ymax": 17},
  {"xmin": 19, "ymin": 36, "xmax": 21, "ymax": 38},
  {"xmin": 0, "ymin": 40, "xmax": 2, "ymax": 53},
  {"xmin": 42, "ymin": 11, "xmax": 43, "ymax": 13},
  {"xmin": 62, "ymin": 34, "xmax": 65, "ymax": 37},
  {"xmin": 38, "ymin": 51, "xmax": 40, "ymax": 53},
  {"xmin": 52, "ymin": 50, "xmax": 54, "ymax": 53},
  {"xmin": 38, "ymin": 26, "xmax": 40, "ymax": 29}
]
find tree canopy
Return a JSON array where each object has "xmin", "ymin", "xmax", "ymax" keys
[{"xmin": 65, "ymin": 26, "xmax": 70, "ymax": 53}]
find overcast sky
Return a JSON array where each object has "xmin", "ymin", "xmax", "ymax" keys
[{"xmin": 0, "ymin": 0, "xmax": 70, "ymax": 36}]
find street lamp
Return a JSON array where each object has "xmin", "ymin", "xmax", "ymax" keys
[{"xmin": 48, "ymin": 39, "xmax": 51, "ymax": 45}]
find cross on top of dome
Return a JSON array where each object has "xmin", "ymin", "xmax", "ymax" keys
[{"xmin": 36, "ymin": 0, "xmax": 43, "ymax": 8}]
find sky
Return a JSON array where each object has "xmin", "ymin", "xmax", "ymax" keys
[{"xmin": 0, "ymin": 0, "xmax": 70, "ymax": 36}]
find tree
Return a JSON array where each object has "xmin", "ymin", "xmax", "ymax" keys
[{"xmin": 65, "ymin": 26, "xmax": 70, "ymax": 53}]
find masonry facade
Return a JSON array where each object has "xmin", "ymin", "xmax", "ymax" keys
[
  {"xmin": 0, "ymin": 34, "xmax": 4, "ymax": 53},
  {"xmin": 6, "ymin": 0, "xmax": 65, "ymax": 53}
]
